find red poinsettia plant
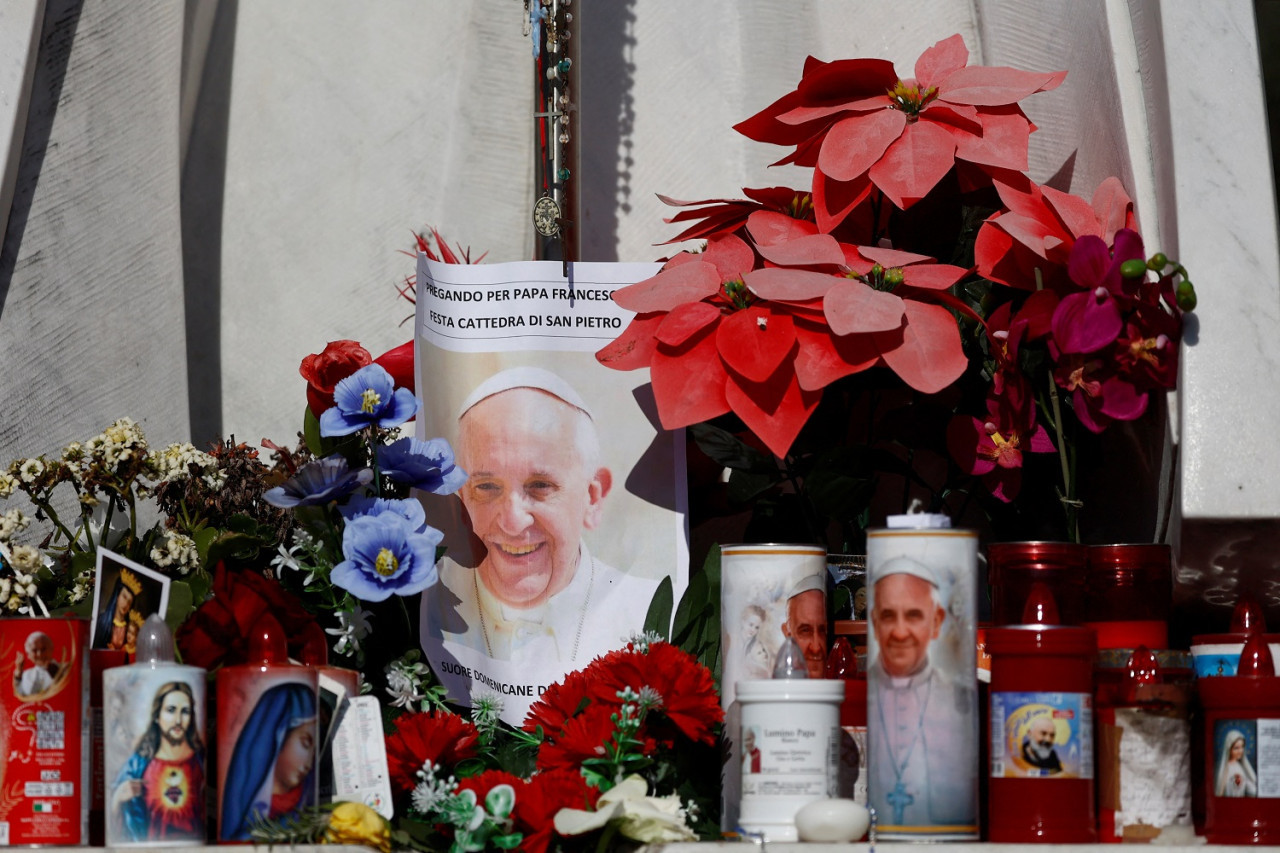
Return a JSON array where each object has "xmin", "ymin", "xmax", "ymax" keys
[
  {"xmin": 598, "ymin": 33, "xmax": 1195, "ymax": 546},
  {"xmin": 383, "ymin": 638, "xmax": 723, "ymax": 852}
]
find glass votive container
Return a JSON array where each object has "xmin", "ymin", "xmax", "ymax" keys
[
  {"xmin": 1085, "ymin": 544, "xmax": 1172, "ymax": 650},
  {"xmin": 988, "ymin": 541, "xmax": 1088, "ymax": 626}
]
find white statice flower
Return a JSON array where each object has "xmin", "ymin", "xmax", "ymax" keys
[
  {"xmin": 326, "ymin": 605, "xmax": 372, "ymax": 657},
  {"xmin": 61, "ymin": 441, "xmax": 85, "ymax": 462},
  {"xmin": 291, "ymin": 528, "xmax": 316, "ymax": 550},
  {"xmin": 0, "ymin": 508, "xmax": 30, "ymax": 541},
  {"xmin": 150, "ymin": 532, "xmax": 198, "ymax": 573},
  {"xmin": 148, "ymin": 442, "xmax": 220, "ymax": 485},
  {"xmin": 88, "ymin": 417, "xmax": 148, "ymax": 468},
  {"xmin": 0, "ymin": 471, "xmax": 17, "ymax": 498},
  {"xmin": 7, "ymin": 544, "xmax": 44, "ymax": 573},
  {"xmin": 68, "ymin": 572, "xmax": 93, "ymax": 604},
  {"xmin": 17, "ymin": 458, "xmax": 44, "ymax": 484},
  {"xmin": 201, "ymin": 469, "xmax": 227, "ymax": 490}
]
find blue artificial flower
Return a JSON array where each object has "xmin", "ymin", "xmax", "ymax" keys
[
  {"xmin": 263, "ymin": 455, "xmax": 373, "ymax": 508},
  {"xmin": 339, "ymin": 494, "xmax": 428, "ymax": 532},
  {"xmin": 331, "ymin": 511, "xmax": 442, "ymax": 602},
  {"xmin": 376, "ymin": 437, "xmax": 467, "ymax": 495},
  {"xmin": 319, "ymin": 364, "xmax": 421, "ymax": 437}
]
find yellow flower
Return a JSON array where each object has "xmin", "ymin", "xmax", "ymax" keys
[{"xmin": 325, "ymin": 802, "xmax": 390, "ymax": 853}]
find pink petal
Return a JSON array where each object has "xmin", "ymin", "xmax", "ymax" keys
[
  {"xmin": 745, "ymin": 210, "xmax": 818, "ymax": 247},
  {"xmin": 914, "ymin": 34, "xmax": 969, "ymax": 89},
  {"xmin": 613, "ymin": 261, "xmax": 720, "ymax": 313},
  {"xmin": 947, "ymin": 415, "xmax": 996, "ymax": 476},
  {"xmin": 792, "ymin": 318, "xmax": 878, "ymax": 390},
  {"xmin": 859, "ymin": 245, "xmax": 933, "ymax": 268},
  {"xmin": 650, "ymin": 333, "xmax": 730, "ymax": 429},
  {"xmin": 745, "ymin": 267, "xmax": 839, "ymax": 302},
  {"xmin": 868, "ymin": 121, "xmax": 957, "ymax": 209},
  {"xmin": 878, "ymin": 301, "xmax": 967, "ymax": 393},
  {"xmin": 776, "ymin": 94, "xmax": 887, "ymax": 125},
  {"xmin": 813, "ymin": 168, "xmax": 872, "ymax": 233},
  {"xmin": 923, "ymin": 102, "xmax": 981, "ymax": 134},
  {"xmin": 1041, "ymin": 184, "xmax": 1104, "ymax": 242},
  {"xmin": 1026, "ymin": 423, "xmax": 1056, "ymax": 454},
  {"xmin": 951, "ymin": 107, "xmax": 1031, "ymax": 171},
  {"xmin": 1098, "ymin": 378, "xmax": 1149, "ymax": 422},
  {"xmin": 703, "ymin": 234, "xmax": 757, "ymax": 281},
  {"xmin": 1051, "ymin": 289, "xmax": 1122, "ymax": 354},
  {"xmin": 824, "ymin": 280, "xmax": 906, "ymax": 334},
  {"xmin": 985, "ymin": 468, "xmax": 1021, "ymax": 502},
  {"xmin": 818, "ymin": 110, "xmax": 906, "ymax": 183},
  {"xmin": 754, "ymin": 233, "xmax": 846, "ymax": 268},
  {"xmin": 724, "ymin": 369, "xmax": 821, "ymax": 459},
  {"xmin": 938, "ymin": 65, "xmax": 1065, "ymax": 106},
  {"xmin": 716, "ymin": 307, "xmax": 797, "ymax": 383},
  {"xmin": 1091, "ymin": 176, "xmax": 1136, "ymax": 244},
  {"xmin": 900, "ymin": 263, "xmax": 967, "ymax": 291},
  {"xmin": 655, "ymin": 302, "xmax": 721, "ymax": 348},
  {"xmin": 1066, "ymin": 234, "xmax": 1111, "ymax": 290},
  {"xmin": 595, "ymin": 313, "xmax": 663, "ymax": 371}
]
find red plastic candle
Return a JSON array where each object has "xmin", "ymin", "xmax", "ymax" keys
[
  {"xmin": 1094, "ymin": 646, "xmax": 1193, "ymax": 842},
  {"xmin": 1200, "ymin": 634, "xmax": 1280, "ymax": 843},
  {"xmin": 986, "ymin": 595, "xmax": 1097, "ymax": 843}
]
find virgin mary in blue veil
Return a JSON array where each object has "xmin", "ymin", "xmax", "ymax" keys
[{"xmin": 219, "ymin": 682, "xmax": 318, "ymax": 841}]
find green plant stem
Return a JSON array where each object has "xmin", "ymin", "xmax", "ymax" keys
[
  {"xmin": 34, "ymin": 498, "xmax": 82, "ymax": 554},
  {"xmin": 1035, "ymin": 268, "xmax": 1079, "ymax": 543},
  {"xmin": 594, "ymin": 822, "xmax": 620, "ymax": 853}
]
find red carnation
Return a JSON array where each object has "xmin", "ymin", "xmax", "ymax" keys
[
  {"xmin": 523, "ymin": 667, "xmax": 593, "ymax": 737},
  {"xmin": 515, "ymin": 770, "xmax": 598, "ymax": 853},
  {"xmin": 384, "ymin": 711, "xmax": 480, "ymax": 792},
  {"xmin": 534, "ymin": 703, "xmax": 620, "ymax": 775},
  {"xmin": 585, "ymin": 642, "xmax": 724, "ymax": 746}
]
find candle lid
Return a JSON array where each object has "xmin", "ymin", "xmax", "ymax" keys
[
  {"xmin": 296, "ymin": 620, "xmax": 329, "ymax": 667},
  {"xmin": 135, "ymin": 613, "xmax": 176, "ymax": 663},
  {"xmin": 247, "ymin": 612, "xmax": 289, "ymax": 664},
  {"xmin": 1192, "ymin": 596, "xmax": 1273, "ymax": 645}
]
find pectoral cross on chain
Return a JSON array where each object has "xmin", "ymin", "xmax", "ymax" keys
[{"xmin": 887, "ymin": 781, "xmax": 914, "ymax": 824}]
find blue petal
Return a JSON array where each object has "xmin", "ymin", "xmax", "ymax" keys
[
  {"xmin": 375, "ymin": 388, "xmax": 422, "ymax": 429},
  {"xmin": 319, "ymin": 406, "xmax": 368, "ymax": 437}
]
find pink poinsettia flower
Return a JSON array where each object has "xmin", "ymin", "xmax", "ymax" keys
[
  {"xmin": 598, "ymin": 233, "xmax": 825, "ymax": 457},
  {"xmin": 734, "ymin": 34, "xmax": 1065, "ymax": 229},
  {"xmin": 947, "ymin": 395, "xmax": 1055, "ymax": 502},
  {"xmin": 975, "ymin": 174, "xmax": 1137, "ymax": 293},
  {"xmin": 656, "ymin": 187, "xmax": 815, "ymax": 245},
  {"xmin": 745, "ymin": 237, "xmax": 970, "ymax": 394}
]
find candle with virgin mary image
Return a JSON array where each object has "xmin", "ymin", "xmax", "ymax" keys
[{"xmin": 216, "ymin": 614, "xmax": 319, "ymax": 843}]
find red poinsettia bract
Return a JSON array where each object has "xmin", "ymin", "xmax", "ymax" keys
[
  {"xmin": 734, "ymin": 34, "xmax": 1065, "ymax": 229},
  {"xmin": 384, "ymin": 710, "xmax": 480, "ymax": 792},
  {"xmin": 974, "ymin": 173, "xmax": 1137, "ymax": 294}
]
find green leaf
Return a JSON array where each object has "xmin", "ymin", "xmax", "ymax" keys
[
  {"xmin": 690, "ymin": 423, "xmax": 776, "ymax": 474},
  {"xmin": 303, "ymin": 405, "xmax": 325, "ymax": 457},
  {"xmin": 192, "ymin": 526, "xmax": 219, "ymax": 565},
  {"xmin": 491, "ymin": 834, "xmax": 524, "ymax": 850},
  {"xmin": 643, "ymin": 576, "xmax": 674, "ymax": 640},
  {"xmin": 165, "ymin": 581, "xmax": 194, "ymax": 632}
]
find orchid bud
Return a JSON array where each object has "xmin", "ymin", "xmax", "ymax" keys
[
  {"xmin": 1120, "ymin": 258, "xmax": 1147, "ymax": 279},
  {"xmin": 1176, "ymin": 279, "xmax": 1197, "ymax": 311},
  {"xmin": 1148, "ymin": 252, "xmax": 1168, "ymax": 270}
]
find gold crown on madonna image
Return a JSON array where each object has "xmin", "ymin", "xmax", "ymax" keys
[{"xmin": 119, "ymin": 568, "xmax": 144, "ymax": 595}]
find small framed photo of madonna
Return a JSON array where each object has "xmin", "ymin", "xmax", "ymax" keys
[{"xmin": 90, "ymin": 549, "xmax": 170, "ymax": 652}]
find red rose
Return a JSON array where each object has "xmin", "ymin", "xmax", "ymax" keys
[
  {"xmin": 300, "ymin": 340, "xmax": 372, "ymax": 417},
  {"xmin": 372, "ymin": 340, "xmax": 415, "ymax": 397}
]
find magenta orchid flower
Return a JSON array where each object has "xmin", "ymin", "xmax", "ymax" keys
[{"xmin": 947, "ymin": 395, "xmax": 1055, "ymax": 502}]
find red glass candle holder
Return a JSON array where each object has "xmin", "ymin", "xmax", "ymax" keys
[
  {"xmin": 988, "ymin": 541, "xmax": 1088, "ymax": 626},
  {"xmin": 1084, "ymin": 544, "xmax": 1172, "ymax": 650}
]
